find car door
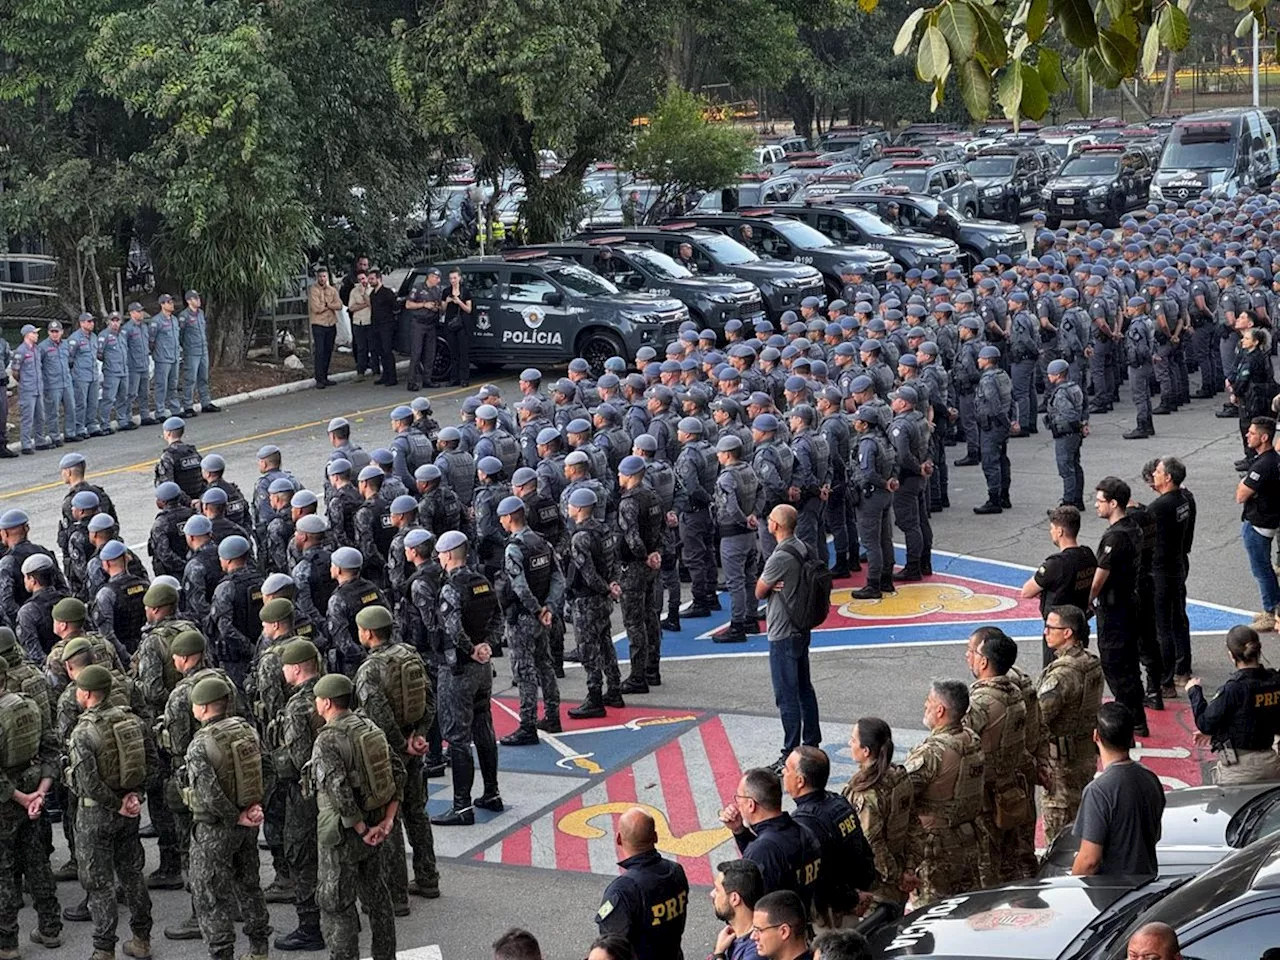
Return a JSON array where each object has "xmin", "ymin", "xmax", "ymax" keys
[
  {"xmin": 816, "ymin": 211, "xmax": 864, "ymax": 246},
  {"xmin": 459, "ymin": 267, "xmax": 503, "ymax": 357},
  {"xmin": 500, "ymin": 269, "xmax": 572, "ymax": 358},
  {"xmin": 753, "ymin": 224, "xmax": 795, "ymax": 261},
  {"xmin": 1178, "ymin": 909, "xmax": 1280, "ymax": 959}
]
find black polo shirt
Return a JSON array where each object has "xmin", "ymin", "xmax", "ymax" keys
[{"xmin": 1243, "ymin": 450, "xmax": 1280, "ymax": 529}]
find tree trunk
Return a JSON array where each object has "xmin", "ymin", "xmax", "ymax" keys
[{"xmin": 212, "ymin": 300, "xmax": 251, "ymax": 368}]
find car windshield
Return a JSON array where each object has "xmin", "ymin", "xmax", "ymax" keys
[
  {"xmin": 1059, "ymin": 154, "xmax": 1121, "ymax": 176},
  {"xmin": 547, "ymin": 264, "xmax": 619, "ymax": 296},
  {"xmin": 843, "ymin": 206, "xmax": 901, "ymax": 237},
  {"xmin": 700, "ymin": 234, "xmax": 760, "ymax": 265},
  {"xmin": 1161, "ymin": 128, "xmax": 1238, "ymax": 169},
  {"xmin": 966, "ymin": 157, "xmax": 1016, "ymax": 177},
  {"xmin": 628, "ymin": 247, "xmax": 692, "ymax": 280},
  {"xmin": 1233, "ymin": 787, "xmax": 1280, "ymax": 846},
  {"xmin": 771, "ymin": 220, "xmax": 835, "ymax": 248},
  {"xmin": 878, "ymin": 170, "xmax": 930, "ymax": 192}
]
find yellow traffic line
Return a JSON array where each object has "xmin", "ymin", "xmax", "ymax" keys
[{"xmin": 0, "ymin": 383, "xmax": 477, "ymax": 501}]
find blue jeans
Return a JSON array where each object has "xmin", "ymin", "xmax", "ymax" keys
[
  {"xmin": 769, "ymin": 633, "xmax": 821, "ymax": 758},
  {"xmin": 1242, "ymin": 522, "xmax": 1280, "ymax": 613}
]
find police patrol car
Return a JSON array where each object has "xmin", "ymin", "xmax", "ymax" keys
[
  {"xmin": 398, "ymin": 255, "xmax": 688, "ymax": 374},
  {"xmin": 868, "ymin": 831, "xmax": 1280, "ymax": 959},
  {"xmin": 765, "ymin": 200, "xmax": 962, "ymax": 271}
]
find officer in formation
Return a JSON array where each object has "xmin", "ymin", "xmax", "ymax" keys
[{"xmin": 1187, "ymin": 625, "xmax": 1280, "ymax": 783}]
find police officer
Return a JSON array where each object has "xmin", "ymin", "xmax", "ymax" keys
[
  {"xmin": 98, "ymin": 312, "xmax": 130, "ymax": 432},
  {"xmin": 149, "ymin": 294, "xmax": 181, "ymax": 420},
  {"xmin": 674, "ymin": 417, "xmax": 718, "ymax": 616},
  {"xmin": 121, "ymin": 301, "xmax": 154, "ymax": 428},
  {"xmin": 261, "ymin": 477, "xmax": 298, "ymax": 573},
  {"xmin": 751, "ymin": 414, "xmax": 793, "ymax": 566},
  {"xmin": 474, "ymin": 404, "xmax": 521, "ymax": 477},
  {"xmin": 842, "ymin": 718, "xmax": 912, "ymax": 927},
  {"xmin": 973, "ymin": 345, "xmax": 1014, "ymax": 515},
  {"xmin": 903, "ymin": 680, "xmax": 985, "ymax": 905},
  {"xmin": 404, "ymin": 272, "xmax": 442, "ymax": 392},
  {"xmin": 1043, "ymin": 359, "xmax": 1088, "ymax": 510},
  {"xmin": 1036, "ymin": 604, "xmax": 1103, "ymax": 843},
  {"xmin": 208, "ymin": 536, "xmax": 264, "ymax": 690},
  {"xmin": 353, "ymin": 605, "xmax": 440, "ymax": 905},
  {"xmin": 353, "ymin": 465, "xmax": 394, "ymax": 588},
  {"xmin": 850, "ymin": 406, "xmax": 898, "ymax": 601},
  {"xmin": 594, "ymin": 807, "xmax": 690, "ymax": 960},
  {"xmin": 390, "ymin": 406, "xmax": 432, "ymax": 490},
  {"xmin": 1008, "ymin": 290, "xmax": 1040, "ymax": 435},
  {"xmin": 40, "ymin": 319, "xmax": 75, "ymax": 446},
  {"xmin": 198, "ymin": 453, "xmax": 249, "ymax": 527},
  {"xmin": 181, "ymin": 515, "xmax": 223, "ymax": 625},
  {"xmin": 784, "ymin": 747, "xmax": 875, "ymax": 930},
  {"xmin": 787, "ymin": 404, "xmax": 827, "ymax": 564},
  {"xmin": 67, "ymin": 312, "xmax": 100, "ymax": 440},
  {"xmin": 616, "ymin": 457, "xmax": 663, "ymax": 693},
  {"xmin": 497, "ymin": 497, "xmax": 563, "ymax": 744},
  {"xmin": 1083, "ymin": 275, "xmax": 1116, "ymax": 415},
  {"xmin": 0, "ymin": 332, "xmax": 13, "ymax": 458},
  {"xmin": 1187, "ymin": 625, "xmax": 1280, "ymax": 782},
  {"xmin": 717, "ymin": 768, "xmax": 821, "ymax": 906},
  {"xmin": 564, "ymin": 489, "xmax": 625, "ymax": 716},
  {"xmin": 889, "ymin": 386, "xmax": 930, "ymax": 581},
  {"xmin": 1123, "ymin": 296, "xmax": 1157, "ymax": 440},
  {"xmin": 472, "ymin": 456, "xmax": 511, "ymax": 583},
  {"xmin": 715, "ymin": 436, "xmax": 759, "ymax": 642},
  {"xmin": 155, "ymin": 416, "xmax": 206, "ymax": 498},
  {"xmin": 430, "ymin": 531, "xmax": 502, "ymax": 826},
  {"xmin": 290, "ymin": 514, "xmax": 335, "ymax": 632},
  {"xmin": 92, "ymin": 540, "xmax": 149, "ymax": 661},
  {"xmin": 415, "ymin": 463, "xmax": 463, "ymax": 537},
  {"xmin": 179, "ymin": 290, "xmax": 219, "ymax": 415},
  {"xmin": 63, "ymin": 489, "xmax": 100, "ymax": 600},
  {"xmin": 632, "ymin": 435, "xmax": 680, "ymax": 633},
  {"xmin": 148, "ymin": 482, "xmax": 193, "ymax": 578},
  {"xmin": 434, "ymin": 426, "xmax": 477, "ymax": 506},
  {"xmin": 309, "ymin": 672, "xmax": 402, "ymax": 960},
  {"xmin": 324, "ymin": 460, "xmax": 361, "ymax": 546},
  {"xmin": 325, "ymin": 547, "xmax": 387, "ymax": 676},
  {"xmin": 11, "ymin": 324, "xmax": 51, "ymax": 453},
  {"xmin": 950, "ymin": 317, "xmax": 983, "ymax": 466}
]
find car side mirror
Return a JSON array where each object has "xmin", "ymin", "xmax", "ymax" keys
[{"xmin": 542, "ymin": 291, "xmax": 563, "ymax": 306}]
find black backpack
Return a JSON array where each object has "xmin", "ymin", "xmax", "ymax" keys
[{"xmin": 779, "ymin": 542, "xmax": 832, "ymax": 631}]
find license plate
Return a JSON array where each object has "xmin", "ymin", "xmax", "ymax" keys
[{"xmin": 1057, "ymin": 198, "xmax": 1075, "ymax": 206}]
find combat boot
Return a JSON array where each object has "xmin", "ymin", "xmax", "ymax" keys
[
  {"xmin": 849, "ymin": 585, "xmax": 882, "ymax": 600},
  {"xmin": 535, "ymin": 712, "xmax": 562, "ymax": 733},
  {"xmin": 146, "ymin": 852, "xmax": 183, "ymax": 890},
  {"xmin": 562, "ymin": 647, "xmax": 582, "ymax": 663},
  {"xmin": 661, "ymin": 613, "xmax": 681, "ymax": 631},
  {"xmin": 62, "ymin": 897, "xmax": 90, "ymax": 922},
  {"xmin": 163, "ymin": 913, "xmax": 203, "ymax": 940},
  {"xmin": 475, "ymin": 792, "xmax": 504, "ymax": 812},
  {"xmin": 408, "ymin": 877, "xmax": 440, "ymax": 899},
  {"xmin": 742, "ymin": 617, "xmax": 760, "ymax": 635},
  {"xmin": 680, "ymin": 601, "xmax": 712, "ymax": 618},
  {"xmin": 892, "ymin": 563, "xmax": 922, "ymax": 583},
  {"xmin": 602, "ymin": 689, "xmax": 626, "ymax": 708},
  {"xmin": 973, "ymin": 501, "xmax": 1002, "ymax": 515},
  {"xmin": 262, "ymin": 875, "xmax": 296, "ymax": 903},
  {"xmin": 619, "ymin": 676, "xmax": 649, "ymax": 694},
  {"xmin": 121, "ymin": 938, "xmax": 151, "ymax": 959},
  {"xmin": 1122, "ymin": 422, "xmax": 1150, "ymax": 440},
  {"xmin": 499, "ymin": 725, "xmax": 539, "ymax": 746},
  {"xmin": 275, "ymin": 919, "xmax": 325, "ymax": 952},
  {"xmin": 713, "ymin": 622, "xmax": 747, "ymax": 644},
  {"xmin": 568, "ymin": 696, "xmax": 606, "ymax": 719},
  {"xmin": 29, "ymin": 930, "xmax": 62, "ymax": 950},
  {"xmin": 52, "ymin": 858, "xmax": 78, "ymax": 882},
  {"xmin": 239, "ymin": 946, "xmax": 269, "ymax": 960}
]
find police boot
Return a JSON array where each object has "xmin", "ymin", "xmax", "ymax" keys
[
  {"xmin": 742, "ymin": 616, "xmax": 760, "ymax": 635},
  {"xmin": 137, "ymin": 820, "xmax": 157, "ymax": 838},
  {"xmin": 568, "ymin": 695, "xmax": 606, "ymax": 719},
  {"xmin": 499, "ymin": 725, "xmax": 539, "ymax": 746},
  {"xmin": 680, "ymin": 600, "xmax": 712, "ymax": 618},
  {"xmin": 475, "ymin": 791, "xmax": 504, "ymax": 812},
  {"xmin": 275, "ymin": 918, "xmax": 325, "ymax": 952},
  {"xmin": 262, "ymin": 874, "xmax": 296, "ymax": 904},
  {"xmin": 423, "ymin": 756, "xmax": 447, "ymax": 778},
  {"xmin": 1000, "ymin": 490, "xmax": 1012, "ymax": 509},
  {"xmin": 535, "ymin": 711, "xmax": 562, "ymax": 733},
  {"xmin": 661, "ymin": 612, "xmax": 681, "ymax": 632},
  {"xmin": 1151, "ymin": 402, "xmax": 1174, "ymax": 415},
  {"xmin": 29, "ymin": 930, "xmax": 62, "ymax": 950},
  {"xmin": 892, "ymin": 563, "xmax": 922, "ymax": 582},
  {"xmin": 619, "ymin": 675, "xmax": 649, "ymax": 694},
  {"xmin": 52, "ymin": 858, "xmax": 78, "ymax": 882},
  {"xmin": 430, "ymin": 804, "xmax": 475, "ymax": 826},
  {"xmin": 162, "ymin": 912, "xmax": 203, "ymax": 940},
  {"xmin": 602, "ymin": 688, "xmax": 626, "ymax": 708},
  {"xmin": 121, "ymin": 938, "xmax": 151, "ymax": 959},
  {"xmin": 714, "ymin": 622, "xmax": 747, "ymax": 644},
  {"xmin": 1216, "ymin": 402, "xmax": 1239, "ymax": 418},
  {"xmin": 562, "ymin": 646, "xmax": 582, "ymax": 663},
  {"xmin": 849, "ymin": 585, "xmax": 882, "ymax": 600},
  {"xmin": 1122, "ymin": 422, "xmax": 1150, "ymax": 440},
  {"xmin": 973, "ymin": 500, "xmax": 1003, "ymax": 515},
  {"xmin": 830, "ymin": 551, "xmax": 851, "ymax": 579},
  {"xmin": 62, "ymin": 897, "xmax": 90, "ymax": 922}
]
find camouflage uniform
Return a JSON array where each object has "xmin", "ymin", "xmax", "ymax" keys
[
  {"xmin": 66, "ymin": 702, "xmax": 155, "ymax": 955},
  {"xmin": 1035, "ymin": 644, "xmax": 1103, "ymax": 844},
  {"xmin": 0, "ymin": 677, "xmax": 62, "ymax": 949},
  {"xmin": 183, "ymin": 715, "xmax": 272, "ymax": 960},
  {"xmin": 247, "ymin": 633, "xmax": 298, "ymax": 889},
  {"xmin": 842, "ymin": 764, "xmax": 912, "ymax": 910},
  {"xmin": 616, "ymin": 484, "xmax": 662, "ymax": 685},
  {"xmin": 310, "ymin": 711, "xmax": 405, "ymax": 960},
  {"xmin": 275, "ymin": 676, "xmax": 322, "ymax": 932},
  {"xmin": 1008, "ymin": 664, "xmax": 1044, "ymax": 877},
  {"xmin": 501, "ymin": 529, "xmax": 564, "ymax": 728},
  {"xmin": 965, "ymin": 675, "xmax": 1029, "ymax": 887},
  {"xmin": 567, "ymin": 518, "xmax": 621, "ymax": 701},
  {"xmin": 354, "ymin": 642, "xmax": 438, "ymax": 902},
  {"xmin": 903, "ymin": 722, "xmax": 985, "ymax": 906}
]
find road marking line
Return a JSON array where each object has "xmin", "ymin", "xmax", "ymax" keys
[{"xmin": 0, "ymin": 385, "xmax": 476, "ymax": 501}]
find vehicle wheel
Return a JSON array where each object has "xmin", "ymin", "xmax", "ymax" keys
[
  {"xmin": 431, "ymin": 336, "xmax": 452, "ymax": 383},
  {"xmin": 963, "ymin": 204, "xmax": 977, "ymax": 218},
  {"xmin": 577, "ymin": 328, "xmax": 625, "ymax": 375},
  {"xmin": 1045, "ymin": 216, "xmax": 1060, "ymax": 230}
]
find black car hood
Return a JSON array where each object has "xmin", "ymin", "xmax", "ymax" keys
[
  {"xmin": 732, "ymin": 261, "xmax": 823, "ymax": 284},
  {"xmin": 868, "ymin": 877, "xmax": 1156, "ymax": 958},
  {"xmin": 1049, "ymin": 175, "xmax": 1111, "ymax": 189},
  {"xmin": 675, "ymin": 275, "xmax": 759, "ymax": 295},
  {"xmin": 970, "ymin": 176, "xmax": 1011, "ymax": 189},
  {"xmin": 897, "ymin": 231, "xmax": 960, "ymax": 251}
]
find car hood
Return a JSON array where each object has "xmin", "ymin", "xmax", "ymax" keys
[
  {"xmin": 826, "ymin": 244, "xmax": 894, "ymax": 265},
  {"xmin": 962, "ymin": 216, "xmax": 1024, "ymax": 232},
  {"xmin": 899, "ymin": 231, "xmax": 960, "ymax": 251},
  {"xmin": 603, "ymin": 293, "xmax": 687, "ymax": 313},
  {"xmin": 971, "ymin": 176, "xmax": 1011, "ymax": 189},
  {"xmin": 868, "ymin": 877, "xmax": 1160, "ymax": 958},
  {"xmin": 1049, "ymin": 176, "xmax": 1108, "ymax": 189},
  {"xmin": 733, "ymin": 261, "xmax": 823, "ymax": 285},
  {"xmin": 676, "ymin": 275, "xmax": 759, "ymax": 295},
  {"xmin": 1154, "ymin": 168, "xmax": 1227, "ymax": 188}
]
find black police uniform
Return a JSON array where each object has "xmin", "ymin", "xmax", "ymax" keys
[
  {"xmin": 1188, "ymin": 666, "xmax": 1280, "ymax": 772},
  {"xmin": 1096, "ymin": 517, "xmax": 1148, "ymax": 730},
  {"xmin": 791, "ymin": 789, "xmax": 876, "ymax": 924},
  {"xmin": 155, "ymin": 441, "xmax": 206, "ymax": 498},
  {"xmin": 149, "ymin": 502, "xmax": 195, "ymax": 578},
  {"xmin": 732, "ymin": 812, "xmax": 822, "ymax": 908},
  {"xmin": 595, "ymin": 849, "xmax": 690, "ymax": 960}
]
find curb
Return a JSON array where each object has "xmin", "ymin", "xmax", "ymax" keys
[{"xmin": 214, "ymin": 360, "xmax": 411, "ymax": 410}]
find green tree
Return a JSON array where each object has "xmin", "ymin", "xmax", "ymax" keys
[{"xmin": 626, "ymin": 87, "xmax": 753, "ymax": 223}]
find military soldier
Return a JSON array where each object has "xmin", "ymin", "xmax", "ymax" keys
[
  {"xmin": 270, "ymin": 639, "xmax": 325, "ymax": 951},
  {"xmin": 353, "ymin": 605, "xmax": 439, "ymax": 908},
  {"xmin": 715, "ymin": 436, "xmax": 759, "ymax": 642},
  {"xmin": 429, "ymin": 531, "xmax": 502, "ymax": 826},
  {"xmin": 0, "ymin": 626, "xmax": 52, "ymax": 724},
  {"xmin": 181, "ymin": 515, "xmax": 223, "ymax": 625},
  {"xmin": 46, "ymin": 599, "xmax": 122, "ymax": 697},
  {"xmin": 92, "ymin": 540, "xmax": 150, "ymax": 661},
  {"xmin": 324, "ymin": 418, "xmax": 372, "ymax": 495},
  {"xmin": 122, "ymin": 301, "xmax": 155, "ymax": 428},
  {"xmin": 207, "ymin": 536, "xmax": 264, "ymax": 690},
  {"xmin": 903, "ymin": 680, "xmax": 985, "ymax": 906},
  {"xmin": 324, "ymin": 460, "xmax": 362, "ymax": 547},
  {"xmin": 155, "ymin": 417, "xmax": 206, "ymax": 499},
  {"xmin": 149, "ymin": 294, "xmax": 181, "ymax": 420},
  {"xmin": 0, "ymin": 656, "xmax": 62, "ymax": 954},
  {"xmin": 616, "ymin": 457, "xmax": 663, "ymax": 694},
  {"xmin": 963, "ymin": 629, "xmax": 1030, "ymax": 887},
  {"xmin": 973, "ymin": 345, "xmax": 1015, "ymax": 515},
  {"xmin": 1043, "ymin": 359, "xmax": 1088, "ymax": 509},
  {"xmin": 197, "ymin": 488, "xmax": 253, "ymax": 552},
  {"xmin": 183, "ymin": 675, "xmax": 271, "ymax": 960},
  {"xmin": 325, "ymin": 547, "xmax": 387, "ymax": 676},
  {"xmin": 473, "ymin": 404, "xmax": 521, "ymax": 478},
  {"xmin": 1036, "ymin": 604, "xmax": 1103, "ymax": 844},
  {"xmin": 843, "ymin": 717, "xmax": 912, "ymax": 925},
  {"xmin": 496, "ymin": 497, "xmax": 564, "ymax": 744},
  {"xmin": 66, "ymin": 664, "xmax": 154, "ymax": 960},
  {"xmin": 309, "ymin": 672, "xmax": 404, "ymax": 960},
  {"xmin": 564, "ymin": 490, "xmax": 624, "ymax": 717},
  {"xmin": 149, "ymin": 482, "xmax": 195, "ymax": 578}
]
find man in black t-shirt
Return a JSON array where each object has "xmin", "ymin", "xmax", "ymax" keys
[
  {"xmin": 1147, "ymin": 456, "xmax": 1197, "ymax": 692},
  {"xmin": 1022, "ymin": 505, "xmax": 1097, "ymax": 666},
  {"xmin": 367, "ymin": 268, "xmax": 400, "ymax": 386},
  {"xmin": 441, "ymin": 268, "xmax": 473, "ymax": 387},
  {"xmin": 1238, "ymin": 416, "xmax": 1280, "ymax": 632},
  {"xmin": 1090, "ymin": 477, "xmax": 1149, "ymax": 736}
]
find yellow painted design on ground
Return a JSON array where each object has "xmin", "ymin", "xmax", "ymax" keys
[
  {"xmin": 834, "ymin": 581, "xmax": 1017, "ymax": 620},
  {"xmin": 557, "ymin": 802, "xmax": 732, "ymax": 857}
]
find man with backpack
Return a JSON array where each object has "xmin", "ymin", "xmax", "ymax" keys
[{"xmin": 755, "ymin": 505, "xmax": 825, "ymax": 772}]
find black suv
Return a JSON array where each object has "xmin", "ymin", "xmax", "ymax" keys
[
  {"xmin": 830, "ymin": 189, "xmax": 1028, "ymax": 267},
  {"xmin": 398, "ymin": 255, "xmax": 689, "ymax": 375},
  {"xmin": 509, "ymin": 240, "xmax": 766, "ymax": 332},
  {"xmin": 964, "ymin": 145, "xmax": 1047, "ymax": 221},
  {"xmin": 669, "ymin": 211, "xmax": 895, "ymax": 297},
  {"xmin": 1041, "ymin": 143, "xmax": 1154, "ymax": 227},
  {"xmin": 575, "ymin": 225, "xmax": 825, "ymax": 319},
  {"xmin": 763, "ymin": 201, "xmax": 962, "ymax": 271}
]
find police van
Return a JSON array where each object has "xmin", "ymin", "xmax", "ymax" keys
[
  {"xmin": 396, "ymin": 256, "xmax": 689, "ymax": 376},
  {"xmin": 1150, "ymin": 107, "xmax": 1280, "ymax": 203}
]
